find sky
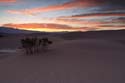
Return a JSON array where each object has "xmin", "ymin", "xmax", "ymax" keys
[{"xmin": 0, "ymin": 0, "xmax": 125, "ymax": 32}]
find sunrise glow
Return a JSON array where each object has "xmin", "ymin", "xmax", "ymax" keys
[{"xmin": 0, "ymin": 0, "xmax": 125, "ymax": 32}]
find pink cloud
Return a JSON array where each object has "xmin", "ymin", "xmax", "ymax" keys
[
  {"xmin": 0, "ymin": 0, "xmax": 16, "ymax": 3},
  {"xmin": 6, "ymin": 0, "xmax": 101, "ymax": 15}
]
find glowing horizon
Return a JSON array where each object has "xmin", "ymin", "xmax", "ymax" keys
[{"xmin": 0, "ymin": 0, "xmax": 125, "ymax": 32}]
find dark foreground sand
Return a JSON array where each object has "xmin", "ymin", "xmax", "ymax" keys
[{"xmin": 0, "ymin": 35, "xmax": 125, "ymax": 83}]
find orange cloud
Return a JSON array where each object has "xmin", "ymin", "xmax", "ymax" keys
[
  {"xmin": 0, "ymin": 0, "xmax": 16, "ymax": 3},
  {"xmin": 3, "ymin": 23, "xmax": 87, "ymax": 32},
  {"xmin": 6, "ymin": 0, "xmax": 100, "ymax": 15}
]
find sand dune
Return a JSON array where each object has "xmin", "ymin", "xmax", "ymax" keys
[{"xmin": 0, "ymin": 35, "xmax": 125, "ymax": 83}]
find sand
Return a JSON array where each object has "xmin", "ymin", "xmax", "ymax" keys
[{"xmin": 0, "ymin": 35, "xmax": 125, "ymax": 83}]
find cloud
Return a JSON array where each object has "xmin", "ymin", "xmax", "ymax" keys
[
  {"xmin": 97, "ymin": 24, "xmax": 125, "ymax": 30},
  {"xmin": 0, "ymin": 0, "xmax": 16, "ymax": 3},
  {"xmin": 6, "ymin": 0, "xmax": 103, "ymax": 15},
  {"xmin": 6, "ymin": 0, "xmax": 125, "ymax": 16},
  {"xmin": 98, "ymin": 17, "xmax": 125, "ymax": 28},
  {"xmin": 3, "ymin": 23, "xmax": 87, "ymax": 32},
  {"xmin": 53, "ymin": 18, "xmax": 100, "ymax": 28},
  {"xmin": 99, "ymin": 24, "xmax": 125, "ymax": 28},
  {"xmin": 59, "ymin": 12, "xmax": 125, "ymax": 18},
  {"xmin": 54, "ymin": 14, "xmax": 125, "ymax": 30},
  {"xmin": 112, "ymin": 17, "xmax": 125, "ymax": 23}
]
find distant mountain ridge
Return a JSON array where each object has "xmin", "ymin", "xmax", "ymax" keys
[
  {"xmin": 0, "ymin": 26, "xmax": 40, "ymax": 34},
  {"xmin": 0, "ymin": 26, "xmax": 125, "ymax": 40}
]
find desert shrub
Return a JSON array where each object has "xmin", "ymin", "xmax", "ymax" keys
[
  {"xmin": 48, "ymin": 41, "xmax": 53, "ymax": 44},
  {"xmin": 20, "ymin": 37, "xmax": 53, "ymax": 55}
]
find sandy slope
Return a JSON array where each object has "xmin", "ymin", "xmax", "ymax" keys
[{"xmin": 0, "ymin": 38, "xmax": 125, "ymax": 83}]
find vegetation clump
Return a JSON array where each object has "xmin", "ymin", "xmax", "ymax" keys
[{"xmin": 21, "ymin": 37, "xmax": 52, "ymax": 55}]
